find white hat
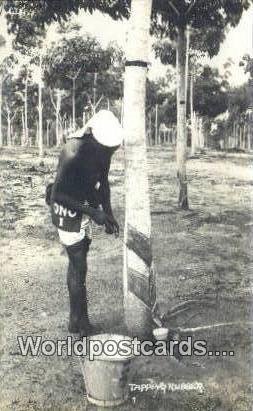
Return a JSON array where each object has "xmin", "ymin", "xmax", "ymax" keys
[{"xmin": 68, "ymin": 110, "xmax": 124, "ymax": 147}]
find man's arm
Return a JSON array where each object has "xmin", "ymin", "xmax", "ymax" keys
[
  {"xmin": 50, "ymin": 187, "xmax": 114, "ymax": 227},
  {"xmin": 99, "ymin": 176, "xmax": 113, "ymax": 216},
  {"xmin": 99, "ymin": 169, "xmax": 119, "ymax": 236}
]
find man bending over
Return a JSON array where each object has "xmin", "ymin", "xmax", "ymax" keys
[{"xmin": 46, "ymin": 110, "xmax": 123, "ymax": 336}]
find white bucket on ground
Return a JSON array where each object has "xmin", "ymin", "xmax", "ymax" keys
[
  {"xmin": 80, "ymin": 334, "xmax": 134, "ymax": 407},
  {"xmin": 153, "ymin": 327, "xmax": 169, "ymax": 341}
]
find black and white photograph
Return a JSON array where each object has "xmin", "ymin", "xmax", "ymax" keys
[{"xmin": 0, "ymin": 0, "xmax": 252, "ymax": 410}]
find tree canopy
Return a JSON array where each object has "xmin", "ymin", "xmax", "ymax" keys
[
  {"xmin": 5, "ymin": 1, "xmax": 252, "ymax": 48},
  {"xmin": 194, "ymin": 65, "xmax": 229, "ymax": 118},
  {"xmin": 43, "ymin": 35, "xmax": 113, "ymax": 89}
]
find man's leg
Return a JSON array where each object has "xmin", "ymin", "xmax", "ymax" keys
[{"xmin": 65, "ymin": 237, "xmax": 91, "ymax": 335}]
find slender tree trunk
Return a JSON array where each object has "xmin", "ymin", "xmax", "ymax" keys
[
  {"xmin": 38, "ymin": 57, "xmax": 43, "ymax": 158},
  {"xmin": 46, "ymin": 120, "xmax": 50, "ymax": 147},
  {"xmin": 21, "ymin": 110, "xmax": 25, "ymax": 146},
  {"xmin": 0, "ymin": 79, "xmax": 2, "ymax": 147},
  {"xmin": 199, "ymin": 117, "xmax": 204, "ymax": 148},
  {"xmin": 233, "ymin": 122, "xmax": 237, "ymax": 148},
  {"xmin": 248, "ymin": 122, "xmax": 251, "ymax": 151},
  {"xmin": 93, "ymin": 73, "xmax": 97, "ymax": 115},
  {"xmin": 120, "ymin": 97, "xmax": 124, "ymax": 126},
  {"xmin": 24, "ymin": 76, "xmax": 29, "ymax": 146},
  {"xmin": 7, "ymin": 110, "xmax": 11, "ymax": 146},
  {"xmin": 243, "ymin": 124, "xmax": 247, "ymax": 150},
  {"xmin": 36, "ymin": 121, "xmax": 39, "ymax": 147},
  {"xmin": 56, "ymin": 89, "xmax": 62, "ymax": 147},
  {"xmin": 177, "ymin": 25, "xmax": 189, "ymax": 209},
  {"xmin": 149, "ymin": 111, "xmax": 152, "ymax": 146},
  {"xmin": 239, "ymin": 125, "xmax": 243, "ymax": 149},
  {"xmin": 72, "ymin": 78, "xmax": 76, "ymax": 131},
  {"xmin": 123, "ymin": 0, "xmax": 156, "ymax": 337},
  {"xmin": 185, "ymin": 26, "xmax": 190, "ymax": 109},
  {"xmin": 190, "ymin": 76, "xmax": 196, "ymax": 156},
  {"xmin": 155, "ymin": 103, "xmax": 158, "ymax": 145}
]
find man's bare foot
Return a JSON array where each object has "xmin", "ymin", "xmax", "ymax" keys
[{"xmin": 68, "ymin": 315, "xmax": 81, "ymax": 334}]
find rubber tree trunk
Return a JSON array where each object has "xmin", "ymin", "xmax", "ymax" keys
[
  {"xmin": 7, "ymin": 109, "xmax": 11, "ymax": 146},
  {"xmin": 248, "ymin": 121, "xmax": 251, "ymax": 151},
  {"xmin": 72, "ymin": 78, "xmax": 76, "ymax": 131},
  {"xmin": 120, "ymin": 97, "xmax": 124, "ymax": 126},
  {"xmin": 24, "ymin": 76, "xmax": 29, "ymax": 146},
  {"xmin": 21, "ymin": 110, "xmax": 25, "ymax": 146},
  {"xmin": 56, "ymin": 89, "xmax": 62, "ymax": 147},
  {"xmin": 123, "ymin": 0, "xmax": 156, "ymax": 337},
  {"xmin": 185, "ymin": 26, "xmax": 190, "ymax": 108},
  {"xmin": 38, "ymin": 57, "xmax": 43, "ymax": 158},
  {"xmin": 46, "ymin": 120, "xmax": 50, "ymax": 147},
  {"xmin": 93, "ymin": 73, "xmax": 97, "ymax": 115},
  {"xmin": 177, "ymin": 26, "xmax": 189, "ymax": 210},
  {"xmin": 0, "ymin": 79, "xmax": 2, "ymax": 147},
  {"xmin": 155, "ymin": 103, "xmax": 158, "ymax": 145},
  {"xmin": 190, "ymin": 75, "xmax": 197, "ymax": 156}
]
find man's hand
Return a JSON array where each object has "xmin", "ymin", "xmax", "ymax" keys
[
  {"xmin": 105, "ymin": 215, "xmax": 119, "ymax": 237},
  {"xmin": 91, "ymin": 209, "xmax": 119, "ymax": 237}
]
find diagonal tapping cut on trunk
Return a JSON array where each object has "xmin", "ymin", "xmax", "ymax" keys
[{"xmin": 126, "ymin": 224, "xmax": 153, "ymax": 267}]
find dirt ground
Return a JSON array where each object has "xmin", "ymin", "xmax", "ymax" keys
[{"xmin": 0, "ymin": 146, "xmax": 252, "ymax": 411}]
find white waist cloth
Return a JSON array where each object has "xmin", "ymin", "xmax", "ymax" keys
[{"xmin": 58, "ymin": 217, "xmax": 92, "ymax": 246}]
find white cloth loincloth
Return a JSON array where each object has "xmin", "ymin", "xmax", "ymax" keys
[{"xmin": 58, "ymin": 217, "xmax": 92, "ymax": 246}]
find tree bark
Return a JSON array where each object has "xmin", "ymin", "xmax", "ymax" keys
[
  {"xmin": 7, "ymin": 109, "xmax": 11, "ymax": 146},
  {"xmin": 82, "ymin": 110, "xmax": 86, "ymax": 127},
  {"xmin": 24, "ymin": 75, "xmax": 29, "ymax": 146},
  {"xmin": 72, "ymin": 78, "xmax": 76, "ymax": 131},
  {"xmin": 93, "ymin": 72, "xmax": 97, "ymax": 115},
  {"xmin": 148, "ymin": 111, "xmax": 152, "ymax": 146},
  {"xmin": 155, "ymin": 103, "xmax": 158, "ymax": 145},
  {"xmin": 190, "ymin": 76, "xmax": 197, "ymax": 156},
  {"xmin": 21, "ymin": 110, "xmax": 25, "ymax": 146},
  {"xmin": 46, "ymin": 120, "xmax": 50, "ymax": 147},
  {"xmin": 56, "ymin": 89, "xmax": 62, "ymax": 146},
  {"xmin": 38, "ymin": 56, "xmax": 43, "ymax": 158},
  {"xmin": 0, "ymin": 79, "xmax": 2, "ymax": 147},
  {"xmin": 123, "ymin": 0, "xmax": 156, "ymax": 337},
  {"xmin": 248, "ymin": 122, "xmax": 251, "ymax": 151},
  {"xmin": 120, "ymin": 97, "xmax": 124, "ymax": 126},
  {"xmin": 177, "ymin": 26, "xmax": 189, "ymax": 209},
  {"xmin": 185, "ymin": 26, "xmax": 190, "ymax": 109}
]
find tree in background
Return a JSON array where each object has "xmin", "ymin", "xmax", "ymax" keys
[
  {"xmin": 43, "ymin": 35, "xmax": 113, "ymax": 131},
  {"xmin": 12, "ymin": 65, "xmax": 33, "ymax": 146},
  {"xmin": 194, "ymin": 66, "xmax": 229, "ymax": 118},
  {"xmin": 43, "ymin": 35, "xmax": 121, "ymax": 145},
  {"xmin": 240, "ymin": 54, "xmax": 253, "ymax": 110},
  {"xmin": 193, "ymin": 65, "xmax": 229, "ymax": 148},
  {"xmin": 152, "ymin": 0, "xmax": 251, "ymax": 208},
  {"xmin": 7, "ymin": 16, "xmax": 47, "ymax": 155},
  {"xmin": 146, "ymin": 77, "xmax": 168, "ymax": 144},
  {"xmin": 2, "ymin": 72, "xmax": 23, "ymax": 146},
  {"xmin": 0, "ymin": 34, "xmax": 6, "ymax": 147}
]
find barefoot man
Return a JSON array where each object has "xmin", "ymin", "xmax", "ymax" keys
[{"xmin": 46, "ymin": 110, "xmax": 123, "ymax": 336}]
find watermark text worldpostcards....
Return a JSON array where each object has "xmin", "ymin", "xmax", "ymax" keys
[{"xmin": 17, "ymin": 335, "xmax": 235, "ymax": 360}]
